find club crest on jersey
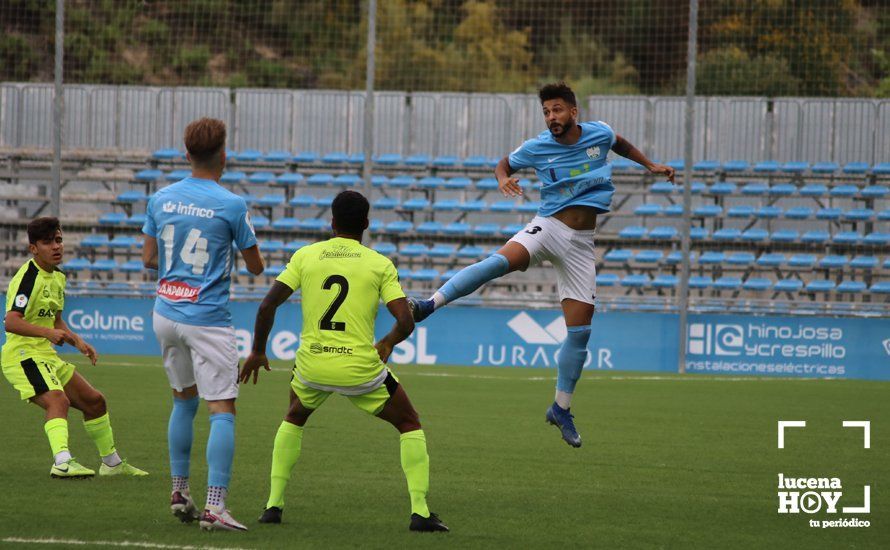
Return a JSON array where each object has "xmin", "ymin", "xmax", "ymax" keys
[
  {"xmin": 586, "ymin": 146, "xmax": 601, "ymax": 159},
  {"xmin": 157, "ymin": 279, "xmax": 200, "ymax": 302},
  {"xmin": 162, "ymin": 201, "xmax": 176, "ymax": 213}
]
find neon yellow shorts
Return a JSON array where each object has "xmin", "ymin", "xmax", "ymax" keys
[
  {"xmin": 1, "ymin": 355, "xmax": 76, "ymax": 401},
  {"xmin": 290, "ymin": 368, "xmax": 400, "ymax": 416}
]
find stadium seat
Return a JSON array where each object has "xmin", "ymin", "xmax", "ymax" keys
[
  {"xmin": 634, "ymin": 250, "xmax": 663, "ymax": 263},
  {"xmin": 458, "ymin": 200, "xmax": 487, "ymax": 212},
  {"xmin": 293, "ymin": 151, "xmax": 318, "ymax": 164},
  {"xmin": 109, "ymin": 236, "xmax": 137, "ymax": 249},
  {"xmin": 634, "ymin": 204, "xmax": 662, "ymax": 216},
  {"xmin": 307, "ymin": 174, "xmax": 334, "ymax": 186},
  {"xmin": 870, "ymin": 281, "xmax": 890, "ymax": 294},
  {"xmin": 400, "ymin": 243, "xmax": 429, "ymax": 258},
  {"xmin": 385, "ymin": 221, "xmax": 413, "ymax": 233},
  {"xmin": 241, "ymin": 194, "xmax": 259, "ymax": 205},
  {"xmin": 256, "ymin": 194, "xmax": 285, "ymax": 207},
  {"xmin": 878, "ymin": 210, "xmax": 890, "ymax": 221},
  {"xmin": 490, "ymin": 200, "xmax": 517, "ymax": 213},
  {"xmin": 234, "ymin": 149, "xmax": 261, "ymax": 162},
  {"xmin": 321, "ymin": 152, "xmax": 348, "ymax": 164},
  {"xmin": 709, "ymin": 182, "xmax": 737, "ymax": 195},
  {"xmin": 440, "ymin": 269, "xmax": 460, "ymax": 282},
  {"xmin": 861, "ymin": 185, "xmax": 889, "ymax": 198},
  {"xmin": 818, "ymin": 255, "xmax": 848, "ymax": 269},
  {"xmin": 753, "ymin": 161, "xmax": 780, "ymax": 173},
  {"xmin": 334, "ymin": 174, "xmax": 362, "ymax": 187},
  {"xmin": 842, "ymin": 162, "xmax": 869, "ymax": 174},
  {"xmin": 415, "ymin": 221, "xmax": 443, "ymax": 235},
  {"xmin": 428, "ymin": 244, "xmax": 457, "ymax": 258},
  {"xmin": 445, "ymin": 177, "xmax": 472, "ymax": 190},
  {"xmin": 372, "ymin": 196, "xmax": 400, "ymax": 210},
  {"xmin": 726, "ymin": 252, "xmax": 755, "ymax": 266},
  {"xmin": 774, "ymin": 279, "xmax": 803, "ymax": 292},
  {"xmin": 134, "ymin": 169, "xmax": 163, "ymax": 183},
  {"xmin": 290, "ymin": 195, "xmax": 316, "ymax": 208},
  {"xmin": 693, "ymin": 205, "xmax": 722, "ymax": 217},
  {"xmin": 516, "ymin": 201, "xmax": 541, "ymax": 213},
  {"xmin": 665, "ymin": 251, "xmax": 697, "ymax": 264},
  {"xmin": 850, "ymin": 256, "xmax": 878, "ymax": 269},
  {"xmin": 99, "ymin": 212, "xmax": 127, "ymax": 225},
  {"xmin": 754, "ymin": 206, "xmax": 782, "ymax": 218},
  {"xmin": 368, "ymin": 219, "xmax": 384, "ymax": 233},
  {"xmin": 699, "ymin": 251, "xmax": 725, "ymax": 265},
  {"xmin": 418, "ymin": 176, "xmax": 445, "ymax": 189},
  {"xmin": 119, "ymin": 260, "xmax": 143, "ymax": 273},
  {"xmin": 722, "ymin": 160, "xmax": 749, "ymax": 172},
  {"xmin": 769, "ymin": 183, "xmax": 797, "ymax": 196},
  {"xmin": 265, "ymin": 264, "xmax": 286, "ymax": 276},
  {"xmin": 664, "ymin": 204, "xmax": 684, "ymax": 217},
  {"xmin": 152, "ymin": 148, "xmax": 180, "ymax": 160},
  {"xmin": 285, "ymin": 240, "xmax": 310, "ymax": 252},
  {"xmin": 836, "ymin": 280, "xmax": 866, "ymax": 293},
  {"xmin": 476, "ymin": 178, "xmax": 499, "ymax": 191},
  {"xmin": 714, "ymin": 277, "xmax": 742, "ymax": 291},
  {"xmin": 781, "ymin": 162, "xmax": 808, "ymax": 173},
  {"xmin": 347, "ymin": 153, "xmax": 365, "ymax": 165},
  {"xmin": 727, "ymin": 205, "xmax": 755, "ymax": 218},
  {"xmin": 443, "ymin": 222, "xmax": 470, "ymax": 235},
  {"xmin": 649, "ymin": 226, "xmax": 677, "ymax": 240},
  {"xmin": 741, "ymin": 228, "xmax": 769, "ymax": 242},
  {"xmin": 621, "ymin": 274, "xmax": 650, "ymax": 288},
  {"xmin": 402, "ymin": 198, "xmax": 430, "ymax": 211},
  {"xmin": 743, "ymin": 278, "xmax": 772, "ymax": 291},
  {"xmin": 432, "ymin": 156, "xmax": 458, "ymax": 168},
  {"xmin": 371, "ymin": 175, "xmax": 389, "ymax": 187},
  {"xmin": 81, "ymin": 234, "xmax": 110, "ymax": 247},
  {"xmin": 597, "ymin": 273, "xmax": 620, "ymax": 287},
  {"xmin": 314, "ymin": 196, "xmax": 334, "ymax": 208},
  {"xmin": 457, "ymin": 245, "xmax": 485, "ymax": 259},
  {"xmin": 63, "ymin": 258, "xmax": 91, "ymax": 271},
  {"xmin": 372, "ymin": 242, "xmax": 397, "ymax": 256},
  {"xmin": 298, "ymin": 218, "xmax": 328, "ymax": 232},
  {"xmin": 800, "ymin": 231, "xmax": 829, "ymax": 244},
  {"xmin": 500, "ymin": 224, "xmax": 524, "ymax": 237},
  {"xmin": 411, "ymin": 269, "xmax": 440, "ymax": 282},
  {"xmin": 251, "ymin": 216, "xmax": 270, "ymax": 230},
  {"xmin": 688, "ymin": 276, "xmax": 712, "ymax": 289},
  {"xmin": 164, "ymin": 169, "xmax": 190, "ymax": 182},
  {"xmin": 248, "ymin": 172, "xmax": 275, "ymax": 185},
  {"xmin": 432, "ymin": 199, "xmax": 461, "ymax": 211},
  {"xmin": 374, "ymin": 153, "xmax": 402, "ymax": 166},
  {"xmin": 713, "ymin": 228, "xmax": 741, "ymax": 241},
  {"xmin": 472, "ymin": 223, "xmax": 500, "ymax": 236},
  {"xmin": 650, "ymin": 182, "xmax": 675, "ymax": 194},
  {"xmin": 259, "ymin": 240, "xmax": 285, "ymax": 253},
  {"xmin": 666, "ymin": 159, "xmax": 683, "ymax": 170},
  {"xmin": 694, "ymin": 160, "xmax": 720, "ymax": 171},
  {"xmin": 843, "ymin": 208, "xmax": 874, "ymax": 221},
  {"xmin": 770, "ymin": 229, "xmax": 799, "ymax": 243},
  {"xmin": 756, "ymin": 253, "xmax": 786, "ymax": 267},
  {"xmin": 829, "ymin": 185, "xmax": 858, "ymax": 197},
  {"xmin": 90, "ymin": 259, "xmax": 118, "ymax": 272},
  {"xmin": 833, "ymin": 231, "xmax": 862, "ymax": 245},
  {"xmin": 799, "ymin": 184, "xmax": 827, "ymax": 197},
  {"xmin": 784, "ymin": 207, "xmax": 813, "ymax": 220},
  {"xmin": 276, "ymin": 173, "xmax": 305, "ymax": 186},
  {"xmin": 806, "ymin": 279, "xmax": 836, "ymax": 293},
  {"xmin": 651, "ymin": 275, "xmax": 678, "ymax": 289},
  {"xmin": 788, "ymin": 254, "xmax": 816, "ymax": 268},
  {"xmin": 872, "ymin": 162, "xmax": 890, "ymax": 175},
  {"xmin": 461, "ymin": 156, "xmax": 487, "ymax": 168},
  {"xmin": 619, "ymin": 226, "xmax": 647, "ymax": 239},
  {"xmin": 864, "ymin": 232, "xmax": 890, "ymax": 245},
  {"xmin": 741, "ymin": 183, "xmax": 769, "ymax": 195},
  {"xmin": 117, "ymin": 190, "xmax": 147, "ymax": 203},
  {"xmin": 262, "ymin": 151, "xmax": 291, "ymax": 163},
  {"xmin": 811, "ymin": 162, "xmax": 838, "ymax": 173},
  {"xmin": 271, "ymin": 218, "xmax": 299, "ymax": 231},
  {"xmin": 604, "ymin": 249, "xmax": 633, "ymax": 263}
]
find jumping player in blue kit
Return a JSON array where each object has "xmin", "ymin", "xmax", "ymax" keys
[
  {"xmin": 409, "ymin": 83, "xmax": 674, "ymax": 448},
  {"xmin": 142, "ymin": 118, "xmax": 265, "ymax": 530}
]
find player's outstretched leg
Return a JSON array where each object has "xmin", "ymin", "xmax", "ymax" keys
[
  {"xmin": 169, "ymin": 394, "xmax": 200, "ymax": 522},
  {"xmin": 260, "ymin": 391, "xmax": 313, "ymax": 525},
  {"xmin": 546, "ymin": 324, "xmax": 591, "ymax": 448},
  {"xmin": 200, "ymin": 408, "xmax": 247, "ymax": 531},
  {"xmin": 409, "ymin": 253, "xmax": 510, "ymax": 322}
]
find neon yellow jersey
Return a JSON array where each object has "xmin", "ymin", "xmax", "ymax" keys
[
  {"xmin": 276, "ymin": 237, "xmax": 405, "ymax": 387},
  {"xmin": 2, "ymin": 259, "xmax": 66, "ymax": 364}
]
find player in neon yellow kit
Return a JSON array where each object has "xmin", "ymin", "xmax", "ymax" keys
[
  {"xmin": 1, "ymin": 217, "xmax": 147, "ymax": 478},
  {"xmin": 240, "ymin": 190, "xmax": 448, "ymax": 532}
]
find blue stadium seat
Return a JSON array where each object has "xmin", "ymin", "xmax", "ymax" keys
[
  {"xmin": 371, "ymin": 175, "xmax": 389, "ymax": 187},
  {"xmin": 788, "ymin": 254, "xmax": 816, "ymax": 268},
  {"xmin": 307, "ymin": 174, "xmax": 334, "ymax": 186},
  {"xmin": 816, "ymin": 207, "xmax": 842, "ymax": 220},
  {"xmin": 806, "ymin": 279, "xmax": 836, "ymax": 292},
  {"xmin": 649, "ymin": 226, "xmax": 677, "ymax": 240},
  {"xmin": 259, "ymin": 240, "xmax": 285, "ymax": 252},
  {"xmin": 818, "ymin": 255, "xmax": 848, "ymax": 269},
  {"xmin": 688, "ymin": 276, "xmax": 712, "ymax": 289},
  {"xmin": 694, "ymin": 205, "xmax": 722, "ymax": 217},
  {"xmin": 741, "ymin": 183, "xmax": 769, "ymax": 195},
  {"xmin": 313, "ymin": 196, "xmax": 334, "ymax": 208},
  {"xmin": 432, "ymin": 199, "xmax": 461, "ymax": 211},
  {"xmin": 490, "ymin": 200, "xmax": 517, "ymax": 213},
  {"xmin": 432, "ymin": 156, "xmax": 458, "ymax": 168},
  {"xmin": 694, "ymin": 160, "xmax": 720, "ymax": 171},
  {"xmin": 440, "ymin": 269, "xmax": 460, "ymax": 282},
  {"xmin": 374, "ymin": 153, "xmax": 402, "ymax": 166},
  {"xmin": 516, "ymin": 201, "xmax": 541, "ymax": 213},
  {"xmin": 650, "ymin": 181, "xmax": 675, "ymax": 194},
  {"xmin": 321, "ymin": 152, "xmax": 348, "ymax": 164},
  {"xmin": 404, "ymin": 154, "xmax": 430, "ymax": 166},
  {"xmin": 251, "ymin": 215, "xmax": 270, "ymax": 230},
  {"xmin": 864, "ymin": 232, "xmax": 890, "ymax": 245},
  {"xmin": 689, "ymin": 227, "xmax": 709, "ymax": 241},
  {"xmin": 850, "ymin": 256, "xmax": 878, "ymax": 269},
  {"xmin": 476, "ymin": 178, "xmax": 499, "ymax": 191},
  {"xmin": 117, "ymin": 190, "xmax": 147, "ymax": 203},
  {"xmin": 429, "ymin": 244, "xmax": 457, "ymax": 258},
  {"xmin": 872, "ymin": 162, "xmax": 890, "ymax": 175},
  {"xmin": 619, "ymin": 226, "xmax": 647, "ymax": 239},
  {"xmin": 666, "ymin": 159, "xmax": 684, "ymax": 170},
  {"xmin": 368, "ymin": 219, "xmax": 384, "ymax": 233},
  {"xmin": 99, "ymin": 212, "xmax": 127, "ymax": 226},
  {"xmin": 799, "ymin": 184, "xmax": 827, "ymax": 197},
  {"xmin": 152, "ymin": 148, "xmax": 180, "ymax": 160},
  {"xmin": 861, "ymin": 185, "xmax": 889, "ymax": 198},
  {"xmin": 91, "ymin": 259, "xmax": 118, "ymax": 272},
  {"xmin": 753, "ymin": 161, "xmax": 780, "ymax": 173},
  {"xmin": 604, "ymin": 249, "xmax": 633, "ymax": 263},
  {"xmin": 372, "ymin": 197, "xmax": 400, "ymax": 210},
  {"xmin": 462, "ymin": 156, "xmax": 487, "ymax": 168},
  {"xmin": 665, "ymin": 251, "xmax": 697, "ymax": 264},
  {"xmin": 418, "ymin": 176, "xmax": 446, "ymax": 189},
  {"xmin": 443, "ymin": 222, "xmax": 470, "ymax": 235},
  {"xmin": 81, "ymin": 234, "xmax": 110, "ymax": 247},
  {"xmin": 445, "ymin": 177, "xmax": 472, "ymax": 190},
  {"xmin": 276, "ymin": 173, "xmax": 304, "ymax": 186},
  {"xmin": 833, "ymin": 231, "xmax": 862, "ymax": 244},
  {"xmin": 63, "ymin": 258, "xmax": 91, "ymax": 271},
  {"xmin": 837, "ymin": 281, "xmax": 866, "ymax": 294},
  {"xmin": 726, "ymin": 252, "xmax": 755, "ymax": 266},
  {"xmin": 271, "ymin": 218, "xmax": 299, "ymax": 231},
  {"xmin": 843, "ymin": 208, "xmax": 874, "ymax": 221},
  {"xmin": 664, "ymin": 204, "xmax": 684, "ymax": 217},
  {"xmin": 256, "ymin": 194, "xmax": 285, "ymax": 207},
  {"xmin": 265, "ymin": 265, "xmax": 286, "ymax": 277},
  {"xmin": 829, "ymin": 185, "xmax": 859, "ymax": 197},
  {"xmin": 458, "ymin": 200, "xmax": 487, "ymax": 212},
  {"xmin": 870, "ymin": 281, "xmax": 890, "ymax": 294},
  {"xmin": 471, "ymin": 223, "xmax": 499, "ymax": 237},
  {"xmin": 710, "ymin": 182, "xmax": 737, "ymax": 195},
  {"xmin": 743, "ymin": 278, "xmax": 772, "ymax": 291},
  {"xmin": 842, "ymin": 162, "xmax": 869, "ymax": 174},
  {"xmin": 714, "ymin": 277, "xmax": 742, "ymax": 291},
  {"xmin": 756, "ymin": 253, "xmax": 786, "ymax": 267},
  {"xmin": 402, "ymin": 198, "xmax": 430, "ymax": 211},
  {"xmin": 781, "ymin": 162, "xmax": 808, "ymax": 173},
  {"xmin": 262, "ymin": 151, "xmax": 291, "ymax": 163},
  {"xmin": 234, "ymin": 149, "xmax": 261, "ymax": 162},
  {"xmin": 134, "ymin": 169, "xmax": 163, "ymax": 183},
  {"xmin": 415, "ymin": 222, "xmax": 443, "ymax": 235},
  {"xmin": 165, "ymin": 169, "xmax": 191, "ymax": 182},
  {"xmin": 635, "ymin": 204, "xmax": 662, "ymax": 216},
  {"xmin": 290, "ymin": 194, "xmax": 316, "ymax": 208},
  {"xmin": 784, "ymin": 207, "xmax": 813, "ymax": 219},
  {"xmin": 457, "ymin": 245, "xmax": 485, "ymax": 259},
  {"xmin": 298, "ymin": 218, "xmax": 328, "ymax": 232},
  {"xmin": 878, "ymin": 210, "xmax": 890, "ymax": 221},
  {"xmin": 385, "ymin": 220, "xmax": 413, "ymax": 234},
  {"xmin": 770, "ymin": 230, "xmax": 799, "ymax": 243},
  {"xmin": 334, "ymin": 174, "xmax": 362, "ymax": 187},
  {"xmin": 713, "ymin": 228, "xmax": 741, "ymax": 241},
  {"xmin": 411, "ymin": 269, "xmax": 440, "ymax": 282},
  {"xmin": 293, "ymin": 151, "xmax": 318, "ymax": 163},
  {"xmin": 109, "ymin": 236, "xmax": 137, "ymax": 249},
  {"xmin": 651, "ymin": 274, "xmax": 678, "ymax": 289},
  {"xmin": 285, "ymin": 240, "xmax": 311, "ymax": 252},
  {"xmin": 774, "ymin": 279, "xmax": 803, "ymax": 292},
  {"xmin": 119, "ymin": 260, "xmax": 143, "ymax": 273},
  {"xmin": 722, "ymin": 160, "xmax": 749, "ymax": 172},
  {"xmin": 728, "ymin": 205, "xmax": 755, "ymax": 218},
  {"xmin": 811, "ymin": 162, "xmax": 838, "ymax": 174},
  {"xmin": 400, "ymin": 243, "xmax": 429, "ymax": 258},
  {"xmin": 800, "ymin": 230, "xmax": 829, "ymax": 244},
  {"xmin": 500, "ymin": 224, "xmax": 524, "ymax": 236},
  {"xmin": 769, "ymin": 183, "xmax": 797, "ymax": 196},
  {"xmin": 372, "ymin": 242, "xmax": 397, "ymax": 256},
  {"xmin": 389, "ymin": 176, "xmax": 417, "ymax": 188},
  {"xmin": 634, "ymin": 250, "xmax": 663, "ymax": 263},
  {"xmin": 755, "ymin": 206, "xmax": 782, "ymax": 219},
  {"xmin": 597, "ymin": 273, "xmax": 620, "ymax": 287},
  {"xmin": 686, "ymin": 181, "xmax": 707, "ymax": 194},
  {"xmin": 347, "ymin": 153, "xmax": 365, "ymax": 165},
  {"xmin": 699, "ymin": 251, "xmax": 726, "ymax": 265},
  {"xmin": 621, "ymin": 274, "xmax": 650, "ymax": 288},
  {"xmin": 247, "ymin": 172, "xmax": 275, "ymax": 185}
]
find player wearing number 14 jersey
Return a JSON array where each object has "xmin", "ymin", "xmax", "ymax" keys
[{"xmin": 142, "ymin": 118, "xmax": 265, "ymax": 531}]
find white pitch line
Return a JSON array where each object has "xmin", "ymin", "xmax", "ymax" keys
[{"xmin": 1, "ymin": 537, "xmax": 252, "ymax": 550}]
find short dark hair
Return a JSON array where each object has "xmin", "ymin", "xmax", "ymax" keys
[
  {"xmin": 331, "ymin": 190, "xmax": 369, "ymax": 236},
  {"xmin": 539, "ymin": 82, "xmax": 577, "ymax": 107},
  {"xmin": 27, "ymin": 216, "xmax": 61, "ymax": 244},
  {"xmin": 184, "ymin": 117, "xmax": 227, "ymax": 168}
]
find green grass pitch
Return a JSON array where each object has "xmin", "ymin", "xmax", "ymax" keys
[{"xmin": 0, "ymin": 354, "xmax": 887, "ymax": 549}]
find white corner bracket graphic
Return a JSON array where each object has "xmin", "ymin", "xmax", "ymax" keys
[
  {"xmin": 842, "ymin": 420, "xmax": 871, "ymax": 449},
  {"xmin": 842, "ymin": 485, "xmax": 871, "ymax": 514},
  {"xmin": 777, "ymin": 420, "xmax": 806, "ymax": 449}
]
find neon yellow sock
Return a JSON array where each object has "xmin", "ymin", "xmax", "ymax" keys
[
  {"xmin": 266, "ymin": 421, "xmax": 303, "ymax": 509},
  {"xmin": 44, "ymin": 418, "xmax": 69, "ymax": 456},
  {"xmin": 400, "ymin": 429, "xmax": 430, "ymax": 518},
  {"xmin": 83, "ymin": 413, "xmax": 116, "ymax": 457}
]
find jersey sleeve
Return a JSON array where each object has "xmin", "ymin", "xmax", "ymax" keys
[
  {"xmin": 597, "ymin": 121, "xmax": 617, "ymax": 147},
  {"xmin": 508, "ymin": 139, "xmax": 537, "ymax": 171},
  {"xmin": 276, "ymin": 249, "xmax": 303, "ymax": 291},
  {"xmin": 8, "ymin": 263, "xmax": 39, "ymax": 314},
  {"xmin": 379, "ymin": 259, "xmax": 406, "ymax": 304},
  {"xmin": 142, "ymin": 197, "xmax": 157, "ymax": 238},
  {"xmin": 228, "ymin": 198, "xmax": 258, "ymax": 250}
]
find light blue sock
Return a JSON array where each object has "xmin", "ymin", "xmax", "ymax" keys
[
  {"xmin": 168, "ymin": 396, "xmax": 199, "ymax": 478},
  {"xmin": 556, "ymin": 326, "xmax": 591, "ymax": 394},
  {"xmin": 438, "ymin": 253, "xmax": 509, "ymax": 304},
  {"xmin": 207, "ymin": 413, "xmax": 236, "ymax": 489}
]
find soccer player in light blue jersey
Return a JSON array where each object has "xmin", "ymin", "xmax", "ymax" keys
[
  {"xmin": 409, "ymin": 83, "xmax": 674, "ymax": 448},
  {"xmin": 142, "ymin": 118, "xmax": 265, "ymax": 531}
]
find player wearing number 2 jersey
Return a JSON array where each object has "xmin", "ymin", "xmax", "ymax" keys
[
  {"xmin": 240, "ymin": 190, "xmax": 448, "ymax": 533},
  {"xmin": 142, "ymin": 118, "xmax": 264, "ymax": 531}
]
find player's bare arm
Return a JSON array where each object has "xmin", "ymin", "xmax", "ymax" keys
[
  {"xmin": 374, "ymin": 297, "xmax": 415, "ymax": 364},
  {"xmin": 612, "ymin": 134, "xmax": 675, "ymax": 183},
  {"xmin": 239, "ymin": 244, "xmax": 265, "ymax": 276},
  {"xmin": 55, "ymin": 312, "xmax": 97, "ymax": 365},
  {"xmin": 495, "ymin": 157, "xmax": 522, "ymax": 197},
  {"xmin": 142, "ymin": 235, "xmax": 158, "ymax": 269},
  {"xmin": 241, "ymin": 281, "xmax": 293, "ymax": 384},
  {"xmin": 4, "ymin": 309, "xmax": 70, "ymax": 345}
]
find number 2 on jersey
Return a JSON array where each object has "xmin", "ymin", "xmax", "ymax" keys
[
  {"xmin": 160, "ymin": 225, "xmax": 210, "ymax": 275},
  {"xmin": 319, "ymin": 275, "xmax": 349, "ymax": 331}
]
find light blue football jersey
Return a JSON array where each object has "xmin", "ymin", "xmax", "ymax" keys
[
  {"xmin": 142, "ymin": 177, "xmax": 257, "ymax": 326},
  {"xmin": 508, "ymin": 121, "xmax": 617, "ymax": 216}
]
